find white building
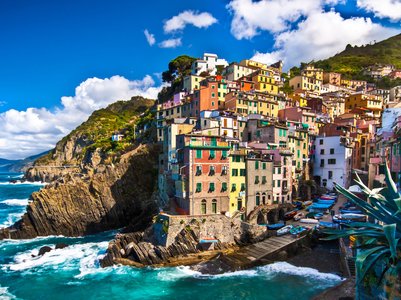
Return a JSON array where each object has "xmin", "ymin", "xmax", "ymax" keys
[
  {"xmin": 313, "ymin": 135, "xmax": 353, "ymax": 190},
  {"xmin": 191, "ymin": 53, "xmax": 228, "ymax": 76}
]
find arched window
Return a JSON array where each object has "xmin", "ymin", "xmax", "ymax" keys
[
  {"xmin": 201, "ymin": 199, "xmax": 207, "ymax": 214},
  {"xmin": 256, "ymin": 193, "xmax": 260, "ymax": 206},
  {"xmin": 212, "ymin": 199, "xmax": 217, "ymax": 214},
  {"xmin": 262, "ymin": 193, "xmax": 266, "ymax": 205}
]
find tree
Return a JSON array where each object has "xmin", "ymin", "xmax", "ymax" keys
[{"xmin": 161, "ymin": 55, "xmax": 197, "ymax": 83}]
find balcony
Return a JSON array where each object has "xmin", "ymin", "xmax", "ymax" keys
[
  {"xmin": 189, "ymin": 140, "xmax": 230, "ymax": 149},
  {"xmin": 279, "ymin": 148, "xmax": 293, "ymax": 156}
]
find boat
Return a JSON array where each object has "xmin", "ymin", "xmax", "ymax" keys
[
  {"xmin": 284, "ymin": 210, "xmax": 297, "ymax": 220},
  {"xmin": 318, "ymin": 221, "xmax": 337, "ymax": 229},
  {"xmin": 320, "ymin": 195, "xmax": 337, "ymax": 200},
  {"xmin": 267, "ymin": 222, "xmax": 285, "ymax": 230},
  {"xmin": 300, "ymin": 218, "xmax": 319, "ymax": 224},
  {"xmin": 294, "ymin": 212, "xmax": 304, "ymax": 221},
  {"xmin": 340, "ymin": 208, "xmax": 363, "ymax": 214},
  {"xmin": 333, "ymin": 213, "xmax": 367, "ymax": 224},
  {"xmin": 314, "ymin": 213, "xmax": 324, "ymax": 219},
  {"xmin": 290, "ymin": 226, "xmax": 307, "ymax": 235},
  {"xmin": 276, "ymin": 225, "xmax": 294, "ymax": 236},
  {"xmin": 302, "ymin": 200, "xmax": 313, "ymax": 207}
]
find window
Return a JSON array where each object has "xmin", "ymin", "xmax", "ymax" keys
[
  {"xmin": 255, "ymin": 161, "xmax": 259, "ymax": 169},
  {"xmin": 201, "ymin": 200, "xmax": 207, "ymax": 214},
  {"xmin": 211, "ymin": 101, "xmax": 215, "ymax": 106},
  {"xmin": 221, "ymin": 183, "xmax": 227, "ymax": 192},
  {"xmin": 231, "ymin": 183, "xmax": 237, "ymax": 192},
  {"xmin": 240, "ymin": 169, "xmax": 246, "ymax": 176},
  {"xmin": 328, "ymin": 159, "xmax": 336, "ymax": 164},
  {"xmin": 319, "ymin": 139, "xmax": 324, "ymax": 145},
  {"xmin": 262, "ymin": 163, "xmax": 266, "ymax": 170},
  {"xmin": 277, "ymin": 167, "xmax": 281, "ymax": 174},
  {"xmin": 320, "ymin": 159, "xmax": 324, "ymax": 166},
  {"xmin": 241, "ymin": 183, "xmax": 246, "ymax": 191},
  {"xmin": 222, "ymin": 150, "xmax": 227, "ymax": 159},
  {"xmin": 328, "ymin": 171, "xmax": 333, "ymax": 179},
  {"xmin": 196, "ymin": 183, "xmax": 202, "ymax": 193},
  {"xmin": 232, "ymin": 168, "xmax": 238, "ymax": 176},
  {"xmin": 330, "ymin": 148, "xmax": 334, "ymax": 154},
  {"xmin": 256, "ymin": 193, "xmax": 260, "ymax": 206},
  {"xmin": 209, "ymin": 182, "xmax": 215, "ymax": 192},
  {"xmin": 320, "ymin": 149, "xmax": 324, "ymax": 155},
  {"xmin": 212, "ymin": 199, "xmax": 217, "ymax": 214},
  {"xmin": 222, "ymin": 166, "xmax": 228, "ymax": 175},
  {"xmin": 273, "ymin": 180, "xmax": 275, "ymax": 188},
  {"xmin": 262, "ymin": 176, "xmax": 267, "ymax": 184},
  {"xmin": 211, "ymin": 93, "xmax": 215, "ymax": 98},
  {"xmin": 209, "ymin": 166, "xmax": 215, "ymax": 176},
  {"xmin": 277, "ymin": 180, "xmax": 281, "ymax": 187},
  {"xmin": 196, "ymin": 166, "xmax": 202, "ymax": 176},
  {"xmin": 196, "ymin": 149, "xmax": 202, "ymax": 159},
  {"xmin": 255, "ymin": 176, "xmax": 260, "ymax": 184},
  {"xmin": 209, "ymin": 150, "xmax": 215, "ymax": 159}
]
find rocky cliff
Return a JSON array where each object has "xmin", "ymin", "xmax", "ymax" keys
[
  {"xmin": 0, "ymin": 144, "xmax": 160, "ymax": 239},
  {"xmin": 0, "ymin": 97, "xmax": 161, "ymax": 239}
]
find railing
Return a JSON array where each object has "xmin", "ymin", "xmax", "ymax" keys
[{"xmin": 189, "ymin": 140, "xmax": 229, "ymax": 148}]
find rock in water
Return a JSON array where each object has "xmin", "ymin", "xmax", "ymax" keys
[
  {"xmin": 38, "ymin": 246, "xmax": 52, "ymax": 256},
  {"xmin": 55, "ymin": 243, "xmax": 68, "ymax": 250}
]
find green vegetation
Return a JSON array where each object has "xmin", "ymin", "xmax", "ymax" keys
[
  {"xmin": 158, "ymin": 55, "xmax": 196, "ymax": 103},
  {"xmin": 36, "ymin": 96, "xmax": 155, "ymax": 165},
  {"xmin": 323, "ymin": 163, "xmax": 401, "ymax": 297},
  {"xmin": 314, "ymin": 34, "xmax": 401, "ymax": 83}
]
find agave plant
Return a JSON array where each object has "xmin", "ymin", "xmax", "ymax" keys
[{"xmin": 322, "ymin": 162, "xmax": 401, "ymax": 295}]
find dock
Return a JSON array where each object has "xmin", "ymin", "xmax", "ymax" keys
[{"xmin": 221, "ymin": 233, "xmax": 309, "ymax": 269}]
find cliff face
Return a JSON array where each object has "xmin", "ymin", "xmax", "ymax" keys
[
  {"xmin": 0, "ymin": 97, "xmax": 160, "ymax": 240},
  {"xmin": 0, "ymin": 144, "xmax": 160, "ymax": 239}
]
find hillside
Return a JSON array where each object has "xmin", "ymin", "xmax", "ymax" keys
[
  {"xmin": 33, "ymin": 96, "xmax": 155, "ymax": 170},
  {"xmin": 0, "ymin": 151, "xmax": 50, "ymax": 173},
  {"xmin": 1, "ymin": 96, "xmax": 160, "ymax": 239},
  {"xmin": 314, "ymin": 33, "xmax": 401, "ymax": 78}
]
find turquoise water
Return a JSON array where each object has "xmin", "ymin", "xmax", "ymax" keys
[{"xmin": 0, "ymin": 172, "xmax": 342, "ymax": 300}]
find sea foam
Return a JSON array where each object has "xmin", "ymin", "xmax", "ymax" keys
[
  {"xmin": 0, "ymin": 199, "xmax": 29, "ymax": 207},
  {"xmin": 4, "ymin": 240, "xmax": 109, "ymax": 273},
  {"xmin": 258, "ymin": 262, "xmax": 342, "ymax": 281}
]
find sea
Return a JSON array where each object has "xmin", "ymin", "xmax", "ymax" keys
[{"xmin": 0, "ymin": 172, "xmax": 342, "ymax": 300}]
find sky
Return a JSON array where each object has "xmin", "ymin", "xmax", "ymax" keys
[{"xmin": 0, "ymin": 0, "xmax": 401, "ymax": 159}]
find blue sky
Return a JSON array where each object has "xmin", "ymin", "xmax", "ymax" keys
[{"xmin": 1, "ymin": 0, "xmax": 401, "ymax": 159}]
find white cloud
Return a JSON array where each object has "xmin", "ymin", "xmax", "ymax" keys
[
  {"xmin": 250, "ymin": 10, "xmax": 398, "ymax": 69},
  {"xmin": 158, "ymin": 38, "xmax": 182, "ymax": 48},
  {"xmin": 163, "ymin": 10, "xmax": 217, "ymax": 33},
  {"xmin": 144, "ymin": 29, "xmax": 156, "ymax": 46},
  {"xmin": 227, "ymin": 0, "xmax": 323, "ymax": 39},
  {"xmin": 0, "ymin": 75, "xmax": 164, "ymax": 160},
  {"xmin": 0, "ymin": 101, "xmax": 6, "ymax": 107},
  {"xmin": 357, "ymin": 0, "xmax": 401, "ymax": 22}
]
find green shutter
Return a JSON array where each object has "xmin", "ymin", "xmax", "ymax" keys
[
  {"xmin": 222, "ymin": 182, "xmax": 227, "ymax": 191},
  {"xmin": 196, "ymin": 183, "xmax": 202, "ymax": 192},
  {"xmin": 262, "ymin": 163, "xmax": 266, "ymax": 170},
  {"xmin": 210, "ymin": 182, "xmax": 215, "ymax": 191},
  {"xmin": 222, "ymin": 150, "xmax": 227, "ymax": 158},
  {"xmin": 210, "ymin": 149, "xmax": 215, "ymax": 158},
  {"xmin": 231, "ymin": 183, "xmax": 236, "ymax": 192},
  {"xmin": 255, "ymin": 161, "xmax": 259, "ymax": 169},
  {"xmin": 196, "ymin": 149, "xmax": 202, "ymax": 158}
]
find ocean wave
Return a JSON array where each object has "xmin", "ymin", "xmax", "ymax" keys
[
  {"xmin": 3, "ymin": 240, "xmax": 109, "ymax": 273},
  {"xmin": 0, "ymin": 286, "xmax": 17, "ymax": 300},
  {"xmin": 0, "ymin": 181, "xmax": 45, "ymax": 186},
  {"xmin": 258, "ymin": 262, "xmax": 342, "ymax": 281},
  {"xmin": 0, "ymin": 199, "xmax": 29, "ymax": 207},
  {"xmin": 0, "ymin": 213, "xmax": 24, "ymax": 229},
  {"xmin": 157, "ymin": 262, "xmax": 341, "ymax": 283}
]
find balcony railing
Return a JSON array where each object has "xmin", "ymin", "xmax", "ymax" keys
[{"xmin": 189, "ymin": 140, "xmax": 230, "ymax": 149}]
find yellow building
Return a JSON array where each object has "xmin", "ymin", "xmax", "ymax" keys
[
  {"xmin": 217, "ymin": 79, "xmax": 228, "ymax": 108},
  {"xmin": 290, "ymin": 94, "xmax": 308, "ymax": 107},
  {"xmin": 228, "ymin": 147, "xmax": 247, "ymax": 216},
  {"xmin": 251, "ymin": 69, "xmax": 279, "ymax": 94},
  {"xmin": 183, "ymin": 75, "xmax": 204, "ymax": 93},
  {"xmin": 287, "ymin": 125, "xmax": 309, "ymax": 182},
  {"xmin": 239, "ymin": 59, "xmax": 267, "ymax": 70},
  {"xmin": 256, "ymin": 94, "xmax": 279, "ymax": 118},
  {"xmin": 345, "ymin": 92, "xmax": 383, "ymax": 118},
  {"xmin": 301, "ymin": 65, "xmax": 323, "ymax": 81},
  {"xmin": 289, "ymin": 76, "xmax": 322, "ymax": 94}
]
